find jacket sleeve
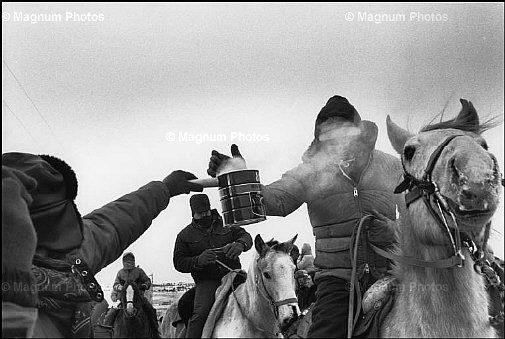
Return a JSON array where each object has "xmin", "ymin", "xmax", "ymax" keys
[
  {"xmin": 231, "ymin": 227, "xmax": 253, "ymax": 252},
  {"xmin": 262, "ymin": 165, "xmax": 307, "ymax": 217},
  {"xmin": 113, "ymin": 271, "xmax": 123, "ymax": 291},
  {"xmin": 173, "ymin": 233, "xmax": 200, "ymax": 273},
  {"xmin": 138, "ymin": 268, "xmax": 151, "ymax": 289},
  {"xmin": 75, "ymin": 181, "xmax": 171, "ymax": 275}
]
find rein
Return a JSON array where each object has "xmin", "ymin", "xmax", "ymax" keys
[
  {"xmin": 393, "ymin": 134, "xmax": 466, "ymax": 268},
  {"xmin": 216, "ymin": 258, "xmax": 296, "ymax": 336},
  {"xmin": 376, "ymin": 133, "xmax": 504, "ymax": 326}
]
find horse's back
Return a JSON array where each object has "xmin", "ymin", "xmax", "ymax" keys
[
  {"xmin": 160, "ymin": 303, "xmax": 185, "ymax": 338},
  {"xmin": 283, "ymin": 305, "xmax": 313, "ymax": 338}
]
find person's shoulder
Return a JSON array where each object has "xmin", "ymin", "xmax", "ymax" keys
[
  {"xmin": 372, "ymin": 150, "xmax": 402, "ymax": 170},
  {"xmin": 133, "ymin": 266, "xmax": 147, "ymax": 274},
  {"xmin": 116, "ymin": 268, "xmax": 127, "ymax": 275},
  {"xmin": 177, "ymin": 222, "xmax": 197, "ymax": 239}
]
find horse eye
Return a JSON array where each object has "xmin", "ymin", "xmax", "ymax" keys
[
  {"xmin": 263, "ymin": 272, "xmax": 271, "ymax": 279},
  {"xmin": 403, "ymin": 146, "xmax": 416, "ymax": 161}
]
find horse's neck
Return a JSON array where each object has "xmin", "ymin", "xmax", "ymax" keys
[{"xmin": 393, "ymin": 214, "xmax": 492, "ymax": 337}]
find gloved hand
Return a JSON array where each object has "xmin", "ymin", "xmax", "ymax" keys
[
  {"xmin": 2, "ymin": 166, "xmax": 39, "ymax": 307},
  {"xmin": 139, "ymin": 283, "xmax": 149, "ymax": 291},
  {"xmin": 163, "ymin": 170, "xmax": 203, "ymax": 197},
  {"xmin": 197, "ymin": 249, "xmax": 217, "ymax": 267},
  {"xmin": 222, "ymin": 242, "xmax": 244, "ymax": 260},
  {"xmin": 207, "ymin": 144, "xmax": 246, "ymax": 178},
  {"xmin": 368, "ymin": 210, "xmax": 397, "ymax": 248},
  {"xmin": 115, "ymin": 285, "xmax": 124, "ymax": 291}
]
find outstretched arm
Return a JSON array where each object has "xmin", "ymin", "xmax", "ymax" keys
[{"xmin": 262, "ymin": 167, "xmax": 307, "ymax": 217}]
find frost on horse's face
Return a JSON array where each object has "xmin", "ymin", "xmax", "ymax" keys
[{"xmin": 387, "ymin": 100, "xmax": 501, "ymax": 244}]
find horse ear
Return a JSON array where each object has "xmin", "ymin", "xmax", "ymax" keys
[
  {"xmin": 254, "ymin": 234, "xmax": 269, "ymax": 257},
  {"xmin": 387, "ymin": 115, "xmax": 414, "ymax": 154},
  {"xmin": 282, "ymin": 234, "xmax": 298, "ymax": 254},
  {"xmin": 456, "ymin": 99, "xmax": 480, "ymax": 132}
]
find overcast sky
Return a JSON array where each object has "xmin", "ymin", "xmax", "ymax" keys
[{"xmin": 2, "ymin": 3, "xmax": 504, "ymax": 302}]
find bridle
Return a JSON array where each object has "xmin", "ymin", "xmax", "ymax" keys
[
  {"xmin": 218, "ymin": 256, "xmax": 297, "ymax": 336},
  {"xmin": 120, "ymin": 284, "xmax": 138, "ymax": 317},
  {"xmin": 254, "ymin": 256, "xmax": 298, "ymax": 319},
  {"xmin": 388, "ymin": 134, "xmax": 468, "ymax": 268},
  {"xmin": 369, "ymin": 133, "xmax": 504, "ymax": 327}
]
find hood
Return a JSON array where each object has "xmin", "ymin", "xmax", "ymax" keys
[
  {"xmin": 122, "ymin": 252, "xmax": 135, "ymax": 269},
  {"xmin": 301, "ymin": 243, "xmax": 312, "ymax": 255},
  {"xmin": 2, "ymin": 152, "xmax": 83, "ymax": 253}
]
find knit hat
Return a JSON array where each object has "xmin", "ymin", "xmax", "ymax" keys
[
  {"xmin": 2, "ymin": 166, "xmax": 38, "ymax": 307},
  {"xmin": 190, "ymin": 194, "xmax": 211, "ymax": 215},
  {"xmin": 314, "ymin": 96, "xmax": 361, "ymax": 138},
  {"xmin": 2, "ymin": 153, "xmax": 83, "ymax": 252}
]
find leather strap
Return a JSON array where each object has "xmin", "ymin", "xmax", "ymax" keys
[{"xmin": 370, "ymin": 243, "xmax": 463, "ymax": 269}]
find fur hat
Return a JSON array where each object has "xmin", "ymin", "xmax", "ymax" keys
[
  {"xmin": 190, "ymin": 194, "xmax": 211, "ymax": 215},
  {"xmin": 2, "ymin": 153, "xmax": 83, "ymax": 252}
]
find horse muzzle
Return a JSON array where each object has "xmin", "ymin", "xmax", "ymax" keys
[
  {"xmin": 277, "ymin": 302, "xmax": 300, "ymax": 332},
  {"xmin": 125, "ymin": 302, "xmax": 137, "ymax": 317},
  {"xmin": 448, "ymin": 154, "xmax": 501, "ymax": 218}
]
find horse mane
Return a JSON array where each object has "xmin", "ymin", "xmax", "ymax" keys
[
  {"xmin": 421, "ymin": 103, "xmax": 502, "ymax": 135},
  {"xmin": 266, "ymin": 239, "xmax": 293, "ymax": 255}
]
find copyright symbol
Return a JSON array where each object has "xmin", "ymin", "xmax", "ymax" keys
[
  {"xmin": 345, "ymin": 12, "xmax": 354, "ymax": 22},
  {"xmin": 3, "ymin": 12, "xmax": 11, "ymax": 22},
  {"xmin": 2, "ymin": 282, "xmax": 10, "ymax": 292},
  {"xmin": 165, "ymin": 132, "xmax": 176, "ymax": 142}
]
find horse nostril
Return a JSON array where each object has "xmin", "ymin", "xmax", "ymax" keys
[{"xmin": 461, "ymin": 188, "xmax": 476, "ymax": 201}]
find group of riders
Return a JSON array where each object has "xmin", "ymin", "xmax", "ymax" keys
[{"xmin": 2, "ymin": 95, "xmax": 501, "ymax": 338}]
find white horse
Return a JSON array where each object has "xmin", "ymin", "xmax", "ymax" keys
[
  {"xmin": 210, "ymin": 234, "xmax": 299, "ymax": 338},
  {"xmin": 381, "ymin": 100, "xmax": 502, "ymax": 337}
]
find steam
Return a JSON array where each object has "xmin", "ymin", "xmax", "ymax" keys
[
  {"xmin": 302, "ymin": 120, "xmax": 374, "ymax": 192},
  {"xmin": 309, "ymin": 121, "xmax": 365, "ymax": 171},
  {"xmin": 217, "ymin": 157, "xmax": 247, "ymax": 176}
]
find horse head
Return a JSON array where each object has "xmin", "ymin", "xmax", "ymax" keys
[
  {"xmin": 121, "ymin": 281, "xmax": 141, "ymax": 318},
  {"xmin": 387, "ymin": 99, "xmax": 501, "ymax": 244},
  {"xmin": 254, "ymin": 234, "xmax": 299, "ymax": 332}
]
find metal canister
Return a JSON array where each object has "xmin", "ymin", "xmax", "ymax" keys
[{"xmin": 217, "ymin": 170, "xmax": 267, "ymax": 227}]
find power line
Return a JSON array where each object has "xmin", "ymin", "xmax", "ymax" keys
[
  {"xmin": 2, "ymin": 60, "xmax": 62, "ymax": 146},
  {"xmin": 3, "ymin": 100, "xmax": 37, "ymax": 142}
]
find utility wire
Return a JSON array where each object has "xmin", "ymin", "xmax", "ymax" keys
[
  {"xmin": 3, "ymin": 60, "xmax": 62, "ymax": 147},
  {"xmin": 3, "ymin": 100, "xmax": 37, "ymax": 142}
]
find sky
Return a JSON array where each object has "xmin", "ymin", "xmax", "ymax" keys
[{"xmin": 2, "ymin": 3, "xmax": 504, "ymax": 299}]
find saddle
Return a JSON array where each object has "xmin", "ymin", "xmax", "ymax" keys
[
  {"xmin": 353, "ymin": 276, "xmax": 397, "ymax": 338},
  {"xmin": 175, "ymin": 287, "xmax": 196, "ymax": 327},
  {"xmin": 92, "ymin": 308, "xmax": 118, "ymax": 339},
  {"xmin": 172, "ymin": 270, "xmax": 243, "ymax": 338}
]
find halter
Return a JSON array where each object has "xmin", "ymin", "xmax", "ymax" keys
[
  {"xmin": 217, "ymin": 257, "xmax": 297, "ymax": 336},
  {"xmin": 254, "ymin": 256, "xmax": 298, "ymax": 319},
  {"xmin": 392, "ymin": 134, "xmax": 467, "ymax": 268},
  {"xmin": 375, "ymin": 133, "xmax": 504, "ymax": 328}
]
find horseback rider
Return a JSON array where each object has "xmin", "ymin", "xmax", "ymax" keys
[
  {"xmin": 104, "ymin": 252, "xmax": 156, "ymax": 325},
  {"xmin": 207, "ymin": 96, "xmax": 403, "ymax": 338},
  {"xmin": 1, "ymin": 152, "xmax": 203, "ymax": 338},
  {"xmin": 112, "ymin": 252, "xmax": 152, "ymax": 300},
  {"xmin": 173, "ymin": 193, "xmax": 253, "ymax": 338}
]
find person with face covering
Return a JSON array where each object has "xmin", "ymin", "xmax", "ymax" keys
[
  {"xmin": 207, "ymin": 96, "xmax": 404, "ymax": 338},
  {"xmin": 112, "ymin": 252, "xmax": 151, "ymax": 296},
  {"xmin": 173, "ymin": 193, "xmax": 253, "ymax": 338},
  {"xmin": 1, "ymin": 152, "xmax": 203, "ymax": 338}
]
